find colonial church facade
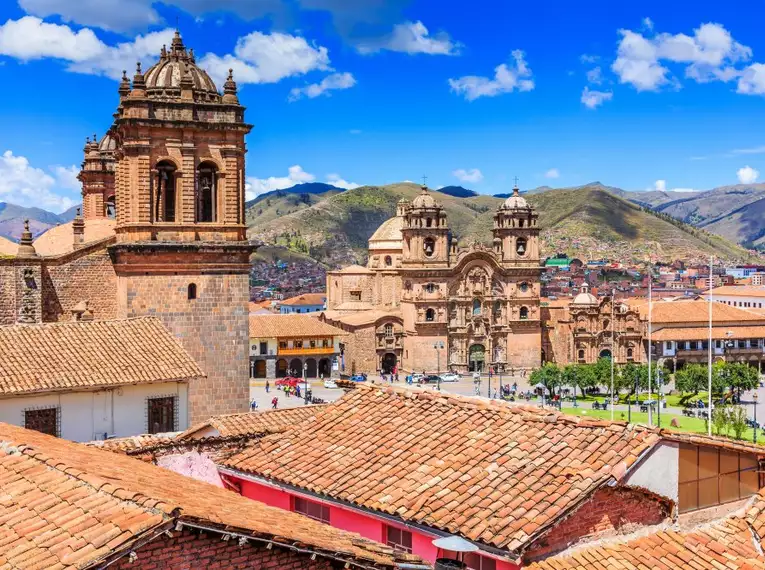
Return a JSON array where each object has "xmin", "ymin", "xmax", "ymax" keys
[
  {"xmin": 0, "ymin": 32, "xmax": 252, "ymax": 424},
  {"xmin": 323, "ymin": 186, "xmax": 542, "ymax": 374}
]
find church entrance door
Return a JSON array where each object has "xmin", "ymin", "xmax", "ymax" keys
[
  {"xmin": 469, "ymin": 344, "xmax": 485, "ymax": 372},
  {"xmin": 382, "ymin": 353, "xmax": 397, "ymax": 374}
]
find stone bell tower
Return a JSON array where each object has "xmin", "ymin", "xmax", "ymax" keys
[
  {"xmin": 108, "ymin": 31, "xmax": 253, "ymax": 423},
  {"xmin": 493, "ymin": 185, "xmax": 540, "ymax": 266},
  {"xmin": 78, "ymin": 133, "xmax": 116, "ymax": 219},
  {"xmin": 401, "ymin": 186, "xmax": 450, "ymax": 268}
]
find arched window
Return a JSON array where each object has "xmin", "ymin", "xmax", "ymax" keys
[
  {"xmin": 105, "ymin": 195, "xmax": 116, "ymax": 219},
  {"xmin": 472, "ymin": 299, "xmax": 481, "ymax": 316},
  {"xmin": 627, "ymin": 347, "xmax": 634, "ymax": 360},
  {"xmin": 384, "ymin": 255, "xmax": 392, "ymax": 266},
  {"xmin": 516, "ymin": 237, "xmax": 527, "ymax": 256},
  {"xmin": 156, "ymin": 161, "xmax": 177, "ymax": 222},
  {"xmin": 578, "ymin": 349, "xmax": 585, "ymax": 360},
  {"xmin": 423, "ymin": 238, "xmax": 435, "ymax": 257},
  {"xmin": 383, "ymin": 323, "xmax": 393, "ymax": 337},
  {"xmin": 425, "ymin": 308, "xmax": 435, "ymax": 322},
  {"xmin": 425, "ymin": 283, "xmax": 436, "ymax": 294},
  {"xmin": 187, "ymin": 283, "xmax": 197, "ymax": 300},
  {"xmin": 426, "ymin": 218, "xmax": 433, "ymax": 228},
  {"xmin": 519, "ymin": 219, "xmax": 525, "ymax": 228},
  {"xmin": 197, "ymin": 162, "xmax": 218, "ymax": 222},
  {"xmin": 519, "ymin": 306, "xmax": 529, "ymax": 320}
]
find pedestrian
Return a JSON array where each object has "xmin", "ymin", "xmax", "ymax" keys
[
  {"xmin": 265, "ymin": 380, "xmax": 270, "ymax": 393},
  {"xmin": 271, "ymin": 397, "xmax": 278, "ymax": 409},
  {"xmin": 296, "ymin": 385, "xmax": 301, "ymax": 398}
]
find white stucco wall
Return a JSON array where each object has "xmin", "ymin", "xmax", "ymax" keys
[
  {"xmin": 0, "ymin": 382, "xmax": 189, "ymax": 442},
  {"xmin": 624, "ymin": 440, "xmax": 679, "ymax": 503},
  {"xmin": 250, "ymin": 338, "xmax": 278, "ymax": 356}
]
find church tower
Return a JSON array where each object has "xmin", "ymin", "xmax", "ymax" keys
[
  {"xmin": 78, "ymin": 133, "xmax": 116, "ymax": 219},
  {"xmin": 493, "ymin": 185, "xmax": 540, "ymax": 265},
  {"xmin": 401, "ymin": 186, "xmax": 450, "ymax": 268},
  {"xmin": 108, "ymin": 32, "xmax": 253, "ymax": 423}
]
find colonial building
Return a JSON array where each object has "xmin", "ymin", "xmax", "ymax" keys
[
  {"xmin": 0, "ymin": 32, "xmax": 253, "ymax": 424},
  {"xmin": 323, "ymin": 185, "xmax": 542, "ymax": 374}
]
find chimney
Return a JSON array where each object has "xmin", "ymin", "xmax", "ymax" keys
[{"xmin": 73, "ymin": 208, "xmax": 85, "ymax": 248}]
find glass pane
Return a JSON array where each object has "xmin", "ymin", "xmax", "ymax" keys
[
  {"xmin": 698, "ymin": 448, "xmax": 719, "ymax": 480},
  {"xmin": 720, "ymin": 472, "xmax": 739, "ymax": 503},
  {"xmin": 740, "ymin": 453, "xmax": 758, "ymax": 471},
  {"xmin": 401, "ymin": 530, "xmax": 412, "ymax": 549},
  {"xmin": 679, "ymin": 444, "xmax": 698, "ymax": 483},
  {"xmin": 720, "ymin": 451, "xmax": 739, "ymax": 474},
  {"xmin": 698, "ymin": 477, "xmax": 719, "ymax": 509},
  {"xmin": 679, "ymin": 481, "xmax": 698, "ymax": 512},
  {"xmin": 741, "ymin": 470, "xmax": 760, "ymax": 497}
]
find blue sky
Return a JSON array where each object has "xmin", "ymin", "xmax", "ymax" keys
[{"xmin": 1, "ymin": 0, "xmax": 765, "ymax": 212}]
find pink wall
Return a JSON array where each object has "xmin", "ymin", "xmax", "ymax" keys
[
  {"xmin": 240, "ymin": 479, "xmax": 291, "ymax": 510},
  {"xmin": 331, "ymin": 504, "xmax": 385, "ymax": 543}
]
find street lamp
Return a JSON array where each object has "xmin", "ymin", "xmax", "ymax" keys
[
  {"xmin": 303, "ymin": 362, "xmax": 309, "ymax": 405},
  {"xmin": 754, "ymin": 392, "xmax": 759, "ymax": 444},
  {"xmin": 657, "ymin": 368, "xmax": 664, "ymax": 428},
  {"xmin": 433, "ymin": 341, "xmax": 444, "ymax": 391}
]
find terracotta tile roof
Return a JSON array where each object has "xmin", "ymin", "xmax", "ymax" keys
[
  {"xmin": 659, "ymin": 429, "xmax": 765, "ymax": 456},
  {"xmin": 86, "ymin": 433, "xmax": 180, "ymax": 453},
  {"xmin": 710, "ymin": 285, "xmax": 765, "ymax": 298},
  {"xmin": 0, "ymin": 317, "xmax": 203, "ymax": 396},
  {"xmin": 180, "ymin": 405, "xmax": 328, "ymax": 439},
  {"xmin": 280, "ymin": 293, "xmax": 326, "ymax": 306},
  {"xmin": 651, "ymin": 324, "xmax": 765, "ymax": 341},
  {"xmin": 0, "ymin": 422, "xmax": 425, "ymax": 569},
  {"xmin": 324, "ymin": 309, "xmax": 402, "ymax": 327},
  {"xmin": 249, "ymin": 314, "xmax": 347, "ymax": 338},
  {"xmin": 33, "ymin": 218, "xmax": 116, "ymax": 256},
  {"xmin": 334, "ymin": 264, "xmax": 373, "ymax": 274},
  {"xmin": 221, "ymin": 385, "xmax": 660, "ymax": 554},
  {"xmin": 634, "ymin": 300, "xmax": 765, "ymax": 323},
  {"xmin": 0, "ymin": 235, "xmax": 16, "ymax": 256}
]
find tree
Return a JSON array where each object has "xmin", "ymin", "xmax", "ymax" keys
[
  {"xmin": 675, "ymin": 364, "xmax": 707, "ymax": 397},
  {"xmin": 562, "ymin": 364, "xmax": 596, "ymax": 398},
  {"xmin": 530, "ymin": 363, "xmax": 562, "ymax": 398},
  {"xmin": 592, "ymin": 357, "xmax": 612, "ymax": 388},
  {"xmin": 729, "ymin": 406, "xmax": 749, "ymax": 440},
  {"xmin": 618, "ymin": 363, "xmax": 648, "ymax": 398},
  {"xmin": 723, "ymin": 362, "xmax": 759, "ymax": 394}
]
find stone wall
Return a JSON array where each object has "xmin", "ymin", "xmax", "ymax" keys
[
  {"xmin": 340, "ymin": 324, "xmax": 378, "ymax": 376},
  {"xmin": 108, "ymin": 529, "xmax": 335, "ymax": 570},
  {"xmin": 120, "ymin": 272, "xmax": 250, "ymax": 424}
]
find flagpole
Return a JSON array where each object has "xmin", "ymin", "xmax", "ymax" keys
[
  {"xmin": 708, "ymin": 255, "xmax": 713, "ymax": 435},
  {"xmin": 611, "ymin": 288, "xmax": 615, "ymax": 421},
  {"xmin": 648, "ymin": 262, "xmax": 653, "ymax": 428}
]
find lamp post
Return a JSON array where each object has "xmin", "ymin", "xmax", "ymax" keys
[
  {"xmin": 754, "ymin": 392, "xmax": 759, "ymax": 444},
  {"xmin": 433, "ymin": 341, "xmax": 444, "ymax": 391},
  {"xmin": 303, "ymin": 362, "xmax": 309, "ymax": 405},
  {"xmin": 657, "ymin": 368, "xmax": 663, "ymax": 428},
  {"xmin": 489, "ymin": 366, "xmax": 493, "ymax": 399}
]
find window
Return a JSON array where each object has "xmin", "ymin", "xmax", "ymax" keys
[
  {"xmin": 384, "ymin": 323, "xmax": 394, "ymax": 337},
  {"xmin": 196, "ymin": 161, "xmax": 218, "ymax": 222},
  {"xmin": 385, "ymin": 526, "xmax": 412, "ymax": 553},
  {"xmin": 473, "ymin": 299, "xmax": 482, "ymax": 316},
  {"xmin": 665, "ymin": 341, "xmax": 672, "ymax": 350},
  {"xmin": 322, "ymin": 339, "xmax": 330, "ymax": 348},
  {"xmin": 426, "ymin": 217, "xmax": 433, "ymax": 228},
  {"xmin": 423, "ymin": 237, "xmax": 436, "ymax": 257},
  {"xmin": 259, "ymin": 341, "xmax": 268, "ymax": 355},
  {"xmin": 578, "ymin": 349, "xmax": 585, "ymax": 360},
  {"xmin": 384, "ymin": 255, "xmax": 392, "ymax": 266},
  {"xmin": 310, "ymin": 340, "xmax": 316, "ymax": 348},
  {"xmin": 516, "ymin": 237, "xmax": 527, "ymax": 256},
  {"xmin": 425, "ymin": 283, "xmax": 436, "ymax": 294},
  {"xmin": 105, "ymin": 195, "xmax": 116, "ymax": 219},
  {"xmin": 350, "ymin": 291, "xmax": 362, "ymax": 301},
  {"xmin": 603, "ymin": 319, "xmax": 610, "ymax": 330},
  {"xmin": 465, "ymin": 553, "xmax": 497, "ymax": 570},
  {"xmin": 24, "ymin": 407, "xmax": 58, "ymax": 437},
  {"xmin": 295, "ymin": 340, "xmax": 303, "ymax": 349},
  {"xmin": 293, "ymin": 497, "xmax": 330, "ymax": 524},
  {"xmin": 156, "ymin": 160, "xmax": 177, "ymax": 222},
  {"xmin": 678, "ymin": 443, "xmax": 760, "ymax": 513},
  {"xmin": 425, "ymin": 308, "xmax": 435, "ymax": 322},
  {"xmin": 279, "ymin": 341, "xmax": 287, "ymax": 350},
  {"xmin": 147, "ymin": 397, "xmax": 176, "ymax": 434},
  {"xmin": 519, "ymin": 306, "xmax": 529, "ymax": 320},
  {"xmin": 187, "ymin": 283, "xmax": 197, "ymax": 300},
  {"xmin": 627, "ymin": 348, "xmax": 634, "ymax": 360},
  {"xmin": 519, "ymin": 282, "xmax": 529, "ymax": 293}
]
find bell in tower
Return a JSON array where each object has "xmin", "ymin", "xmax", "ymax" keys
[
  {"xmin": 401, "ymin": 185, "xmax": 450, "ymax": 268},
  {"xmin": 493, "ymin": 184, "xmax": 539, "ymax": 266}
]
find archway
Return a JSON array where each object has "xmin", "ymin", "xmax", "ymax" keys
[
  {"xmin": 289, "ymin": 358, "xmax": 302, "ymax": 377},
  {"xmin": 196, "ymin": 161, "xmax": 218, "ymax": 222},
  {"xmin": 382, "ymin": 353, "xmax": 397, "ymax": 374},
  {"xmin": 276, "ymin": 359, "xmax": 288, "ymax": 377},
  {"xmin": 253, "ymin": 360, "xmax": 266, "ymax": 378},
  {"xmin": 305, "ymin": 358, "xmax": 317, "ymax": 378},
  {"xmin": 599, "ymin": 349, "xmax": 612, "ymax": 359},
  {"xmin": 105, "ymin": 195, "xmax": 116, "ymax": 219},
  {"xmin": 319, "ymin": 358, "xmax": 331, "ymax": 377},
  {"xmin": 156, "ymin": 160, "xmax": 177, "ymax": 222},
  {"xmin": 469, "ymin": 344, "xmax": 485, "ymax": 372}
]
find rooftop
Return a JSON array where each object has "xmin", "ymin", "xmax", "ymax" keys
[
  {"xmin": 632, "ymin": 299, "xmax": 765, "ymax": 324},
  {"xmin": 33, "ymin": 218, "xmax": 116, "ymax": 256},
  {"xmin": 249, "ymin": 313, "xmax": 347, "ymax": 338},
  {"xmin": 0, "ymin": 317, "xmax": 203, "ymax": 396},
  {"xmin": 180, "ymin": 405, "xmax": 327, "ymax": 439},
  {"xmin": 708, "ymin": 285, "xmax": 765, "ymax": 298},
  {"xmin": 0, "ymin": 422, "xmax": 420, "ymax": 569},
  {"xmin": 280, "ymin": 292, "xmax": 327, "ymax": 306},
  {"xmin": 221, "ymin": 385, "xmax": 660, "ymax": 554},
  {"xmin": 369, "ymin": 216, "xmax": 404, "ymax": 244},
  {"xmin": 0, "ymin": 235, "xmax": 16, "ymax": 256}
]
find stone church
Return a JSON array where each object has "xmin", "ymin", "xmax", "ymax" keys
[
  {"xmin": 322, "ymin": 185, "xmax": 542, "ymax": 375},
  {"xmin": 0, "ymin": 32, "xmax": 252, "ymax": 423}
]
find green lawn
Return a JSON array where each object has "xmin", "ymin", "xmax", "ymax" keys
[{"xmin": 561, "ymin": 407, "xmax": 764, "ymax": 444}]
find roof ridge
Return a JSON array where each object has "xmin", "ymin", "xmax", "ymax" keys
[{"xmin": 0, "ymin": 315, "xmax": 160, "ymax": 330}]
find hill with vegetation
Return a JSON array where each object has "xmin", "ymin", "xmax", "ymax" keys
[{"xmin": 246, "ymin": 183, "xmax": 751, "ymax": 267}]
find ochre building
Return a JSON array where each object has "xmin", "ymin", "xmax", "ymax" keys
[
  {"xmin": 323, "ymin": 185, "xmax": 542, "ymax": 374},
  {"xmin": 0, "ymin": 32, "xmax": 252, "ymax": 424}
]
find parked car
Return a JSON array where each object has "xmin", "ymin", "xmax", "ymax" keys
[
  {"xmin": 439, "ymin": 372, "xmax": 460, "ymax": 383},
  {"xmin": 323, "ymin": 378, "xmax": 338, "ymax": 389},
  {"xmin": 420, "ymin": 375, "xmax": 442, "ymax": 384},
  {"xmin": 350, "ymin": 373, "xmax": 368, "ymax": 382},
  {"xmin": 275, "ymin": 376, "xmax": 301, "ymax": 387},
  {"xmin": 408, "ymin": 373, "xmax": 425, "ymax": 384}
]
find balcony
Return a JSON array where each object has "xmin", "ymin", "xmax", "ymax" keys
[{"xmin": 278, "ymin": 346, "xmax": 335, "ymax": 356}]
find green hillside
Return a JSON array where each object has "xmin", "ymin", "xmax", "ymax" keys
[{"xmin": 246, "ymin": 183, "xmax": 752, "ymax": 267}]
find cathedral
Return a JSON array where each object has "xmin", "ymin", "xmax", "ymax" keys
[
  {"xmin": 322, "ymin": 185, "xmax": 542, "ymax": 374},
  {"xmin": 0, "ymin": 32, "xmax": 252, "ymax": 423}
]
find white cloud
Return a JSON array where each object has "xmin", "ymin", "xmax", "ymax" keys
[
  {"xmin": 452, "ymin": 168, "xmax": 483, "ymax": 183},
  {"xmin": 357, "ymin": 21, "xmax": 461, "ymax": 55},
  {"xmin": 586, "ymin": 66, "xmax": 603, "ymax": 84},
  {"xmin": 731, "ymin": 145, "xmax": 765, "ymax": 155},
  {"xmin": 19, "ymin": 0, "xmax": 162, "ymax": 32},
  {"xmin": 245, "ymin": 165, "xmax": 316, "ymax": 200},
  {"xmin": 642, "ymin": 17, "xmax": 654, "ymax": 31},
  {"xmin": 612, "ymin": 23, "xmax": 752, "ymax": 92},
  {"xmin": 544, "ymin": 168, "xmax": 560, "ymax": 179},
  {"xmin": 654, "ymin": 179, "xmax": 667, "ymax": 192},
  {"xmin": 580, "ymin": 54, "xmax": 599, "ymax": 64},
  {"xmin": 199, "ymin": 31, "xmax": 331, "ymax": 87},
  {"xmin": 51, "ymin": 165, "xmax": 81, "ymax": 192},
  {"xmin": 326, "ymin": 173, "xmax": 360, "ymax": 189},
  {"xmin": 0, "ymin": 150, "xmax": 78, "ymax": 213},
  {"xmin": 449, "ymin": 50, "xmax": 534, "ymax": 101},
  {"xmin": 737, "ymin": 63, "xmax": 765, "ymax": 95},
  {"xmin": 737, "ymin": 165, "xmax": 759, "ymax": 184},
  {"xmin": 581, "ymin": 87, "xmax": 613, "ymax": 109},
  {"xmin": 0, "ymin": 16, "xmax": 173, "ymax": 80},
  {"xmin": 288, "ymin": 72, "xmax": 356, "ymax": 101}
]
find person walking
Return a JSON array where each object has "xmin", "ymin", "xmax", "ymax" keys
[
  {"xmin": 265, "ymin": 379, "xmax": 270, "ymax": 393},
  {"xmin": 271, "ymin": 396, "xmax": 278, "ymax": 409}
]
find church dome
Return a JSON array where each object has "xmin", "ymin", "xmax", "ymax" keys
[
  {"xmin": 411, "ymin": 186, "xmax": 438, "ymax": 209},
  {"xmin": 98, "ymin": 132, "xmax": 116, "ymax": 153},
  {"xmin": 572, "ymin": 284, "xmax": 598, "ymax": 306},
  {"xmin": 143, "ymin": 31, "xmax": 219, "ymax": 99},
  {"xmin": 503, "ymin": 186, "xmax": 528, "ymax": 209}
]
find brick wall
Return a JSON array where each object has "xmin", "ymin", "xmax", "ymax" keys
[
  {"xmin": 525, "ymin": 486, "xmax": 670, "ymax": 561},
  {"xmin": 120, "ymin": 273, "xmax": 250, "ymax": 423},
  {"xmin": 339, "ymin": 324, "xmax": 378, "ymax": 375},
  {"xmin": 109, "ymin": 529, "xmax": 336, "ymax": 570}
]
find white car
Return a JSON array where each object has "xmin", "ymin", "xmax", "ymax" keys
[
  {"xmin": 439, "ymin": 373, "xmax": 460, "ymax": 383},
  {"xmin": 323, "ymin": 379, "xmax": 338, "ymax": 389},
  {"xmin": 411, "ymin": 373, "xmax": 425, "ymax": 384}
]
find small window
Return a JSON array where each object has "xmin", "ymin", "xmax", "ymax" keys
[
  {"xmin": 350, "ymin": 291, "xmax": 362, "ymax": 301},
  {"xmin": 386, "ymin": 526, "xmax": 413, "ymax": 553},
  {"xmin": 465, "ymin": 553, "xmax": 497, "ymax": 570},
  {"xmin": 426, "ymin": 217, "xmax": 433, "ymax": 228},
  {"xmin": 627, "ymin": 348, "xmax": 634, "ymax": 360},
  {"xmin": 516, "ymin": 237, "xmax": 527, "ymax": 256},
  {"xmin": 473, "ymin": 299, "xmax": 482, "ymax": 316},
  {"xmin": 384, "ymin": 255, "xmax": 392, "ymax": 266},
  {"xmin": 424, "ymin": 238, "xmax": 435, "ymax": 257},
  {"xmin": 310, "ymin": 339, "xmax": 316, "ymax": 348},
  {"xmin": 295, "ymin": 340, "xmax": 303, "ymax": 349},
  {"xmin": 188, "ymin": 283, "xmax": 197, "ymax": 300},
  {"xmin": 578, "ymin": 349, "xmax": 585, "ymax": 360},
  {"xmin": 293, "ymin": 497, "xmax": 330, "ymax": 524},
  {"xmin": 259, "ymin": 341, "xmax": 268, "ymax": 355},
  {"xmin": 519, "ymin": 282, "xmax": 529, "ymax": 293},
  {"xmin": 425, "ymin": 283, "xmax": 436, "ymax": 294},
  {"xmin": 384, "ymin": 323, "xmax": 394, "ymax": 337},
  {"xmin": 279, "ymin": 341, "xmax": 287, "ymax": 349},
  {"xmin": 520, "ymin": 306, "xmax": 529, "ymax": 320},
  {"xmin": 147, "ymin": 397, "xmax": 175, "ymax": 434},
  {"xmin": 425, "ymin": 308, "xmax": 435, "ymax": 322},
  {"xmin": 24, "ymin": 407, "xmax": 58, "ymax": 437}
]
